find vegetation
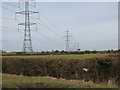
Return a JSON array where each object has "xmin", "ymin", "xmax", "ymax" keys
[
  {"xmin": 3, "ymin": 74, "xmax": 113, "ymax": 88},
  {"xmin": 2, "ymin": 54, "xmax": 108, "ymax": 59},
  {"xmin": 1, "ymin": 49, "xmax": 117, "ymax": 56},
  {"xmin": 2, "ymin": 53, "xmax": 119, "ymax": 87}
]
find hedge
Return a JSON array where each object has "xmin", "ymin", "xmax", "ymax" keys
[{"xmin": 2, "ymin": 53, "xmax": 119, "ymax": 86}]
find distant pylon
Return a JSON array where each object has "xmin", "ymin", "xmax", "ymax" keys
[
  {"xmin": 16, "ymin": 1, "xmax": 39, "ymax": 52},
  {"xmin": 65, "ymin": 30, "xmax": 71, "ymax": 51},
  {"xmin": 77, "ymin": 43, "xmax": 80, "ymax": 51}
]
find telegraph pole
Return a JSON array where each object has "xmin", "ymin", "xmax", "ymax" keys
[
  {"xmin": 65, "ymin": 30, "xmax": 71, "ymax": 51},
  {"xmin": 16, "ymin": 1, "xmax": 39, "ymax": 52}
]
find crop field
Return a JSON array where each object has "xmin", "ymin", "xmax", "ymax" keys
[
  {"xmin": 2, "ymin": 74, "xmax": 113, "ymax": 88},
  {"xmin": 2, "ymin": 53, "xmax": 108, "ymax": 59}
]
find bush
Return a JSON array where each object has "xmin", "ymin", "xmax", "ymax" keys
[{"xmin": 2, "ymin": 54, "xmax": 118, "ymax": 85}]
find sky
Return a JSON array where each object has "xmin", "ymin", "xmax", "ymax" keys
[{"xmin": 1, "ymin": 2, "xmax": 118, "ymax": 52}]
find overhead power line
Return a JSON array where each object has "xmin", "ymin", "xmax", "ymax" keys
[
  {"xmin": 4, "ymin": 3, "xmax": 19, "ymax": 8},
  {"xmin": 30, "ymin": 16, "xmax": 62, "ymax": 37},
  {"xmin": 39, "ymin": 12, "xmax": 63, "ymax": 35},
  {"xmin": 35, "ymin": 6, "xmax": 63, "ymax": 34},
  {"xmin": 34, "ymin": 31, "xmax": 60, "ymax": 44},
  {"xmin": 0, "ymin": 5, "xmax": 15, "ymax": 12},
  {"xmin": 2, "ymin": 28, "xmax": 52, "ymax": 46},
  {"xmin": 1, "ymin": 26, "xmax": 18, "ymax": 30},
  {"xmin": 2, "ymin": 2, "xmax": 66, "ymax": 51},
  {"xmin": 18, "ymin": 29, "xmax": 58, "ymax": 46},
  {"xmin": 2, "ymin": 29, "xmax": 18, "ymax": 32},
  {"xmin": 1, "ymin": 26, "xmax": 59, "ymax": 45},
  {"xmin": 0, "ymin": 16, "xmax": 16, "ymax": 21}
]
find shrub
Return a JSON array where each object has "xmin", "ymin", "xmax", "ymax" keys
[{"xmin": 2, "ymin": 54, "xmax": 118, "ymax": 85}]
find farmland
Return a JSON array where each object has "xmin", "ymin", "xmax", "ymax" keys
[
  {"xmin": 2, "ymin": 53, "xmax": 119, "ymax": 88},
  {"xmin": 2, "ymin": 53, "xmax": 108, "ymax": 59},
  {"xmin": 1, "ymin": 1, "xmax": 119, "ymax": 89}
]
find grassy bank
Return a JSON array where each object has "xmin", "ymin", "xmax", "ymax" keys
[{"xmin": 2, "ymin": 74, "xmax": 113, "ymax": 88}]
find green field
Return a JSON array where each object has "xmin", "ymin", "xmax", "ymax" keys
[
  {"xmin": 2, "ymin": 74, "xmax": 113, "ymax": 88},
  {"xmin": 2, "ymin": 54, "xmax": 108, "ymax": 59}
]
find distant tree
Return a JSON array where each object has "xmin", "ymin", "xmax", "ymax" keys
[
  {"xmin": 77, "ymin": 49, "xmax": 81, "ymax": 51},
  {"xmin": 45, "ymin": 51, "xmax": 50, "ymax": 55},
  {"xmin": 61, "ymin": 50, "xmax": 65, "ymax": 54},
  {"xmin": 111, "ymin": 49, "xmax": 114, "ymax": 52},
  {"xmin": 80, "ymin": 51, "xmax": 84, "ymax": 54},
  {"xmin": 92, "ymin": 50, "xmax": 97, "ymax": 54},
  {"xmin": 54, "ymin": 50, "xmax": 59, "ymax": 54},
  {"xmin": 107, "ymin": 50, "xmax": 111, "ymax": 53},
  {"xmin": 2, "ymin": 50, "xmax": 6, "ymax": 53},
  {"xmin": 41, "ymin": 51, "xmax": 45, "ymax": 55},
  {"xmin": 84, "ymin": 50, "xmax": 90, "ymax": 54}
]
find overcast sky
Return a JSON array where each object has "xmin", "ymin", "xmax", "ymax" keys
[{"xmin": 1, "ymin": 2, "xmax": 118, "ymax": 52}]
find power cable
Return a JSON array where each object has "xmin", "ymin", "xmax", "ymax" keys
[
  {"xmin": 4, "ymin": 3, "xmax": 19, "ymax": 8},
  {"xmin": 35, "ymin": 6, "xmax": 63, "ymax": 35},
  {"xmin": 30, "ymin": 16, "xmax": 62, "ymax": 36},
  {"xmin": 0, "ymin": 5, "xmax": 15, "ymax": 12}
]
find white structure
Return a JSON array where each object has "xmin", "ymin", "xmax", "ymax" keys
[{"xmin": 83, "ymin": 68, "xmax": 89, "ymax": 72}]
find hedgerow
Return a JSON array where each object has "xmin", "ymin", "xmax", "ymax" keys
[{"xmin": 2, "ymin": 53, "xmax": 119, "ymax": 86}]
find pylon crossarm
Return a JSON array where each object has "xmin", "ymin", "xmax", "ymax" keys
[
  {"xmin": 18, "ymin": 22, "xmax": 37, "ymax": 26},
  {"xmin": 16, "ymin": 11, "xmax": 39, "ymax": 15}
]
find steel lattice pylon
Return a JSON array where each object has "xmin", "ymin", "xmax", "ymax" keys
[
  {"xmin": 65, "ymin": 30, "xmax": 71, "ymax": 51},
  {"xmin": 16, "ymin": 2, "xmax": 39, "ymax": 52},
  {"xmin": 23, "ymin": 2, "xmax": 33, "ymax": 52}
]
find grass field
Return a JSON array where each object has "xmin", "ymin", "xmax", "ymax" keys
[
  {"xmin": 2, "ymin": 74, "xmax": 113, "ymax": 88},
  {"xmin": 2, "ymin": 54, "xmax": 108, "ymax": 59}
]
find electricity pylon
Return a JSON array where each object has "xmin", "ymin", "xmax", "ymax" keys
[
  {"xmin": 65, "ymin": 30, "xmax": 71, "ymax": 51},
  {"xmin": 16, "ymin": 2, "xmax": 39, "ymax": 52}
]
